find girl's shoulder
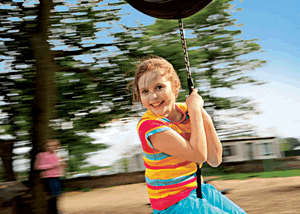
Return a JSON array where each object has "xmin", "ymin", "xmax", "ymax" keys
[
  {"xmin": 137, "ymin": 110, "xmax": 170, "ymax": 131},
  {"xmin": 37, "ymin": 151, "xmax": 48, "ymax": 156}
]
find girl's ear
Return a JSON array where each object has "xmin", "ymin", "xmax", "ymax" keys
[
  {"xmin": 174, "ymin": 80, "xmax": 180, "ymax": 92},
  {"xmin": 173, "ymin": 80, "xmax": 180, "ymax": 98}
]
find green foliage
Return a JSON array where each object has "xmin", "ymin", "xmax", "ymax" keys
[
  {"xmin": 121, "ymin": 157, "xmax": 129, "ymax": 173},
  {"xmin": 202, "ymin": 158, "xmax": 300, "ymax": 180},
  {"xmin": 15, "ymin": 171, "xmax": 29, "ymax": 181},
  {"xmin": 83, "ymin": 165, "xmax": 104, "ymax": 172},
  {"xmin": 278, "ymin": 138, "xmax": 292, "ymax": 152},
  {"xmin": 63, "ymin": 187, "xmax": 81, "ymax": 192},
  {"xmin": 284, "ymin": 138, "xmax": 300, "ymax": 150},
  {"xmin": 81, "ymin": 188, "xmax": 93, "ymax": 192},
  {"xmin": 215, "ymin": 169, "xmax": 300, "ymax": 180}
]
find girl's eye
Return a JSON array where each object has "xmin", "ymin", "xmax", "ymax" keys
[
  {"xmin": 156, "ymin": 85, "xmax": 164, "ymax": 90},
  {"xmin": 141, "ymin": 90, "xmax": 148, "ymax": 94}
]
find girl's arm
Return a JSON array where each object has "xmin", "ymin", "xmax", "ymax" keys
[
  {"xmin": 34, "ymin": 153, "xmax": 60, "ymax": 171},
  {"xmin": 149, "ymin": 89, "xmax": 207, "ymax": 163},
  {"xmin": 188, "ymin": 105, "xmax": 207, "ymax": 162},
  {"xmin": 202, "ymin": 108, "xmax": 222, "ymax": 167}
]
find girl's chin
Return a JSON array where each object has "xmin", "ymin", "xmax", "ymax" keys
[{"xmin": 151, "ymin": 109, "xmax": 169, "ymax": 117}]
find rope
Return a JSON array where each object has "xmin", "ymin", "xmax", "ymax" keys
[
  {"xmin": 178, "ymin": 19, "xmax": 194, "ymax": 94},
  {"xmin": 178, "ymin": 19, "xmax": 202, "ymax": 199}
]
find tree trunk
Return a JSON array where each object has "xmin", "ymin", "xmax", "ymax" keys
[
  {"xmin": 0, "ymin": 140, "xmax": 16, "ymax": 181},
  {"xmin": 27, "ymin": 0, "xmax": 58, "ymax": 213}
]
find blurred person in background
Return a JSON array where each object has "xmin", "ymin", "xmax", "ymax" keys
[{"xmin": 34, "ymin": 139, "xmax": 67, "ymax": 214}]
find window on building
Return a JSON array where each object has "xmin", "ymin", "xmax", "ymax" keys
[
  {"xmin": 247, "ymin": 143, "xmax": 253, "ymax": 160},
  {"xmin": 260, "ymin": 143, "xmax": 274, "ymax": 155},
  {"xmin": 223, "ymin": 146, "xmax": 235, "ymax": 157}
]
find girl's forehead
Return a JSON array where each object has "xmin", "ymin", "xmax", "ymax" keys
[
  {"xmin": 47, "ymin": 141, "xmax": 58, "ymax": 146},
  {"xmin": 138, "ymin": 70, "xmax": 167, "ymax": 89}
]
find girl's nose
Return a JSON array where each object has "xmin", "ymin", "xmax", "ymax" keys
[{"xmin": 150, "ymin": 92, "xmax": 158, "ymax": 101}]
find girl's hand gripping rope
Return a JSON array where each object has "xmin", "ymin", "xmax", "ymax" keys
[
  {"xmin": 186, "ymin": 88, "xmax": 204, "ymax": 113},
  {"xmin": 185, "ymin": 88, "xmax": 207, "ymax": 163}
]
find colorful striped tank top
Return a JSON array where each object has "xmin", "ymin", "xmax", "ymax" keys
[{"xmin": 137, "ymin": 103, "xmax": 203, "ymax": 210}]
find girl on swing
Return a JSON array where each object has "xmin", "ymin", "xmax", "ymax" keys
[{"xmin": 128, "ymin": 56, "xmax": 247, "ymax": 213}]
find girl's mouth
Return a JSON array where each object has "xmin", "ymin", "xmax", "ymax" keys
[{"xmin": 151, "ymin": 101, "xmax": 164, "ymax": 109}]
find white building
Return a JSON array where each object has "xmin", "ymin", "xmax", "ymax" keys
[
  {"xmin": 112, "ymin": 136, "xmax": 282, "ymax": 173},
  {"xmin": 221, "ymin": 136, "xmax": 282, "ymax": 163}
]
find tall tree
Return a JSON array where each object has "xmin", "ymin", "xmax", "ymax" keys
[
  {"xmin": 27, "ymin": 0, "xmax": 61, "ymax": 212},
  {"xmin": 0, "ymin": 0, "xmax": 135, "ymax": 181},
  {"xmin": 0, "ymin": 0, "xmax": 136, "ymax": 212}
]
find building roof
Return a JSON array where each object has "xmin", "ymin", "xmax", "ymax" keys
[{"xmin": 221, "ymin": 136, "xmax": 276, "ymax": 143}]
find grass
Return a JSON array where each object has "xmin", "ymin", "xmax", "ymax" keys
[
  {"xmin": 80, "ymin": 188, "xmax": 93, "ymax": 192},
  {"xmin": 213, "ymin": 169, "xmax": 300, "ymax": 180}
]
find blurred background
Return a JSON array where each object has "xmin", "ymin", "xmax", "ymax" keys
[{"xmin": 0, "ymin": 0, "xmax": 299, "ymax": 187}]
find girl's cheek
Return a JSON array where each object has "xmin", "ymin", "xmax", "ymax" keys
[
  {"xmin": 157, "ymin": 90, "xmax": 164, "ymax": 96},
  {"xmin": 160, "ymin": 89, "xmax": 170, "ymax": 96},
  {"xmin": 141, "ymin": 96, "xmax": 148, "ymax": 105}
]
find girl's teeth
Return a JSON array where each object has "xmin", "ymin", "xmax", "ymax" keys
[{"xmin": 152, "ymin": 101, "xmax": 162, "ymax": 107}]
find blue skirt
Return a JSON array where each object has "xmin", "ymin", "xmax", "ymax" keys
[{"xmin": 153, "ymin": 183, "xmax": 247, "ymax": 214}]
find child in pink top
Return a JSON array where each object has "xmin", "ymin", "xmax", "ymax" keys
[
  {"xmin": 35, "ymin": 150, "xmax": 64, "ymax": 178},
  {"xmin": 35, "ymin": 139, "xmax": 66, "ymax": 214}
]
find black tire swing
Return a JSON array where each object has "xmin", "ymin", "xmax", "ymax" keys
[{"xmin": 124, "ymin": 0, "xmax": 214, "ymax": 199}]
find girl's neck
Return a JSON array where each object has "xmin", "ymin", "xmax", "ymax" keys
[{"xmin": 167, "ymin": 107, "xmax": 183, "ymax": 122}]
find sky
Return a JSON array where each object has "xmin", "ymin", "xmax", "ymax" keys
[
  {"xmin": 213, "ymin": 0, "xmax": 300, "ymax": 138},
  {"xmin": 1, "ymin": 0, "xmax": 300, "ymax": 170}
]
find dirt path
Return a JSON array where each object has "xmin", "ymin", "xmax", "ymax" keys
[{"xmin": 59, "ymin": 176, "xmax": 300, "ymax": 214}]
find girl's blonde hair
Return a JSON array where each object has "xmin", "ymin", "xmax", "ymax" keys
[{"xmin": 127, "ymin": 55, "xmax": 181, "ymax": 103}]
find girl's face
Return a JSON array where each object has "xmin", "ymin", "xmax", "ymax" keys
[
  {"xmin": 138, "ymin": 70, "xmax": 178, "ymax": 118},
  {"xmin": 45, "ymin": 141, "xmax": 59, "ymax": 153}
]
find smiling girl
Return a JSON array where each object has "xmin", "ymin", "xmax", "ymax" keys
[{"xmin": 128, "ymin": 56, "xmax": 247, "ymax": 213}]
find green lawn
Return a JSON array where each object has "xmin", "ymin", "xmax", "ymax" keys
[{"xmin": 213, "ymin": 169, "xmax": 300, "ymax": 180}]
